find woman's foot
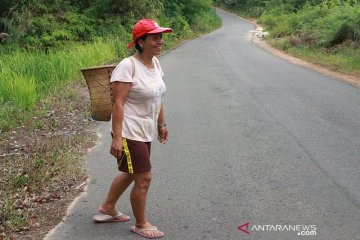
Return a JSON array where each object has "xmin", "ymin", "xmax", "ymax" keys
[
  {"xmin": 96, "ymin": 205, "xmax": 130, "ymax": 222},
  {"xmin": 98, "ymin": 205, "xmax": 117, "ymax": 216},
  {"xmin": 131, "ymin": 222, "xmax": 164, "ymax": 239}
]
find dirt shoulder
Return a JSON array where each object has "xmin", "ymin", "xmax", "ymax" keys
[
  {"xmin": 252, "ymin": 37, "xmax": 360, "ymax": 88},
  {"xmin": 0, "ymin": 82, "xmax": 97, "ymax": 240}
]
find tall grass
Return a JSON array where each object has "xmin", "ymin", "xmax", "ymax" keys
[
  {"xmin": 0, "ymin": 37, "xmax": 129, "ymax": 111},
  {"xmin": 0, "ymin": 73, "xmax": 36, "ymax": 109}
]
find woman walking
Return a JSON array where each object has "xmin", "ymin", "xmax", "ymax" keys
[{"xmin": 93, "ymin": 19, "xmax": 172, "ymax": 239}]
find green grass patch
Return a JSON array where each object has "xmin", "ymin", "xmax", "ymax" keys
[
  {"xmin": 0, "ymin": 37, "xmax": 131, "ymax": 131},
  {"xmin": 0, "ymin": 37, "xmax": 130, "ymax": 110},
  {"xmin": 289, "ymin": 47, "xmax": 360, "ymax": 74},
  {"xmin": 269, "ymin": 37, "xmax": 360, "ymax": 75},
  {"xmin": 0, "ymin": 74, "xmax": 37, "ymax": 110}
]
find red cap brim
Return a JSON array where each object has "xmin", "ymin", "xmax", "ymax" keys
[
  {"xmin": 148, "ymin": 27, "xmax": 173, "ymax": 34},
  {"xmin": 127, "ymin": 40, "xmax": 136, "ymax": 48}
]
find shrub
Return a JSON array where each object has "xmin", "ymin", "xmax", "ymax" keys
[
  {"xmin": 259, "ymin": 1, "xmax": 360, "ymax": 49},
  {"xmin": 310, "ymin": 4, "xmax": 359, "ymax": 47},
  {"xmin": 190, "ymin": 8, "xmax": 222, "ymax": 33}
]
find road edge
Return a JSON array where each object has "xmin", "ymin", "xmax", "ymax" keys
[{"xmin": 42, "ymin": 126, "xmax": 100, "ymax": 240}]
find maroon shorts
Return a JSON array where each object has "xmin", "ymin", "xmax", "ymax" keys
[{"xmin": 116, "ymin": 137, "xmax": 152, "ymax": 173}]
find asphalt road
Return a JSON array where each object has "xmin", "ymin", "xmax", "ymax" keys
[{"xmin": 45, "ymin": 9, "xmax": 360, "ymax": 240}]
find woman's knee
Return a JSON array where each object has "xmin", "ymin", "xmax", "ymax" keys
[{"xmin": 134, "ymin": 171, "xmax": 152, "ymax": 190}]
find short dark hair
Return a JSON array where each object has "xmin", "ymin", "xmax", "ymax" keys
[{"xmin": 134, "ymin": 34, "xmax": 149, "ymax": 53}]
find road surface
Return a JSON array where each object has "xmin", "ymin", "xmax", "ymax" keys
[{"xmin": 45, "ymin": 9, "xmax": 360, "ymax": 240}]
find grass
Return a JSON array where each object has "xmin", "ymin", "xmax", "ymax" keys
[
  {"xmin": 0, "ymin": 37, "xmax": 130, "ymax": 115},
  {"xmin": 269, "ymin": 38, "xmax": 360, "ymax": 76},
  {"xmin": 289, "ymin": 47, "xmax": 360, "ymax": 75},
  {"xmin": 0, "ymin": 37, "xmax": 130, "ymax": 132},
  {"xmin": 0, "ymin": 74, "xmax": 37, "ymax": 110}
]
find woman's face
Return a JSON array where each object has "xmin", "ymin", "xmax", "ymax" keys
[{"xmin": 141, "ymin": 33, "xmax": 164, "ymax": 56}]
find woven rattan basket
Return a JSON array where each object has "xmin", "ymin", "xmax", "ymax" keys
[{"xmin": 81, "ymin": 65, "xmax": 116, "ymax": 121}]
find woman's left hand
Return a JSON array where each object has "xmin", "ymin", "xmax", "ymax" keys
[{"xmin": 158, "ymin": 127, "xmax": 169, "ymax": 144}]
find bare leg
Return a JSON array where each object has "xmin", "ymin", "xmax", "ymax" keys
[
  {"xmin": 130, "ymin": 170, "xmax": 164, "ymax": 238},
  {"xmin": 100, "ymin": 172, "xmax": 133, "ymax": 216},
  {"xmin": 130, "ymin": 171, "xmax": 151, "ymax": 225}
]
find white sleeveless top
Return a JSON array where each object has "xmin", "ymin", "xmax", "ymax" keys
[{"xmin": 110, "ymin": 56, "xmax": 166, "ymax": 142}]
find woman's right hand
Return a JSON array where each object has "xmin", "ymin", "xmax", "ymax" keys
[{"xmin": 110, "ymin": 138, "xmax": 123, "ymax": 158}]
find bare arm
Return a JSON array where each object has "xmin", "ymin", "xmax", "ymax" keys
[{"xmin": 110, "ymin": 81, "xmax": 131, "ymax": 157}]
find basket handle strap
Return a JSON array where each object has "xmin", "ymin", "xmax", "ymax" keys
[
  {"xmin": 129, "ymin": 57, "xmax": 135, "ymax": 79},
  {"xmin": 110, "ymin": 57, "xmax": 135, "ymax": 106},
  {"xmin": 154, "ymin": 57, "xmax": 160, "ymax": 70}
]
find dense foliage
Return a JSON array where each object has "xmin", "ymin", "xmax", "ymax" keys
[{"xmin": 0, "ymin": 0, "xmax": 219, "ymax": 50}]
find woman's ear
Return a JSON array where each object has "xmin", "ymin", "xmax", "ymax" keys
[{"xmin": 138, "ymin": 39, "xmax": 144, "ymax": 49}]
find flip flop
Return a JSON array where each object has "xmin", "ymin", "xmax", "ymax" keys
[
  {"xmin": 93, "ymin": 211, "xmax": 130, "ymax": 223},
  {"xmin": 130, "ymin": 226, "xmax": 165, "ymax": 239}
]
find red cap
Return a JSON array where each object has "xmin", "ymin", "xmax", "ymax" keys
[{"xmin": 127, "ymin": 19, "xmax": 173, "ymax": 48}]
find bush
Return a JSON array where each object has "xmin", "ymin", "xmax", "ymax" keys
[
  {"xmin": 1, "ymin": 0, "xmax": 221, "ymax": 51},
  {"xmin": 1, "ymin": 5, "xmax": 33, "ymax": 43},
  {"xmin": 310, "ymin": 4, "xmax": 360, "ymax": 47},
  {"xmin": 190, "ymin": 8, "xmax": 222, "ymax": 33},
  {"xmin": 258, "ymin": 1, "xmax": 360, "ymax": 49},
  {"xmin": 162, "ymin": 15, "xmax": 193, "ymax": 39},
  {"xmin": 261, "ymin": 14, "xmax": 293, "ymax": 37}
]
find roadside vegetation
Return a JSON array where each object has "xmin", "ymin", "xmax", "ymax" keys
[
  {"xmin": 0, "ymin": 0, "xmax": 221, "ymax": 238},
  {"xmin": 216, "ymin": 0, "xmax": 360, "ymax": 78}
]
